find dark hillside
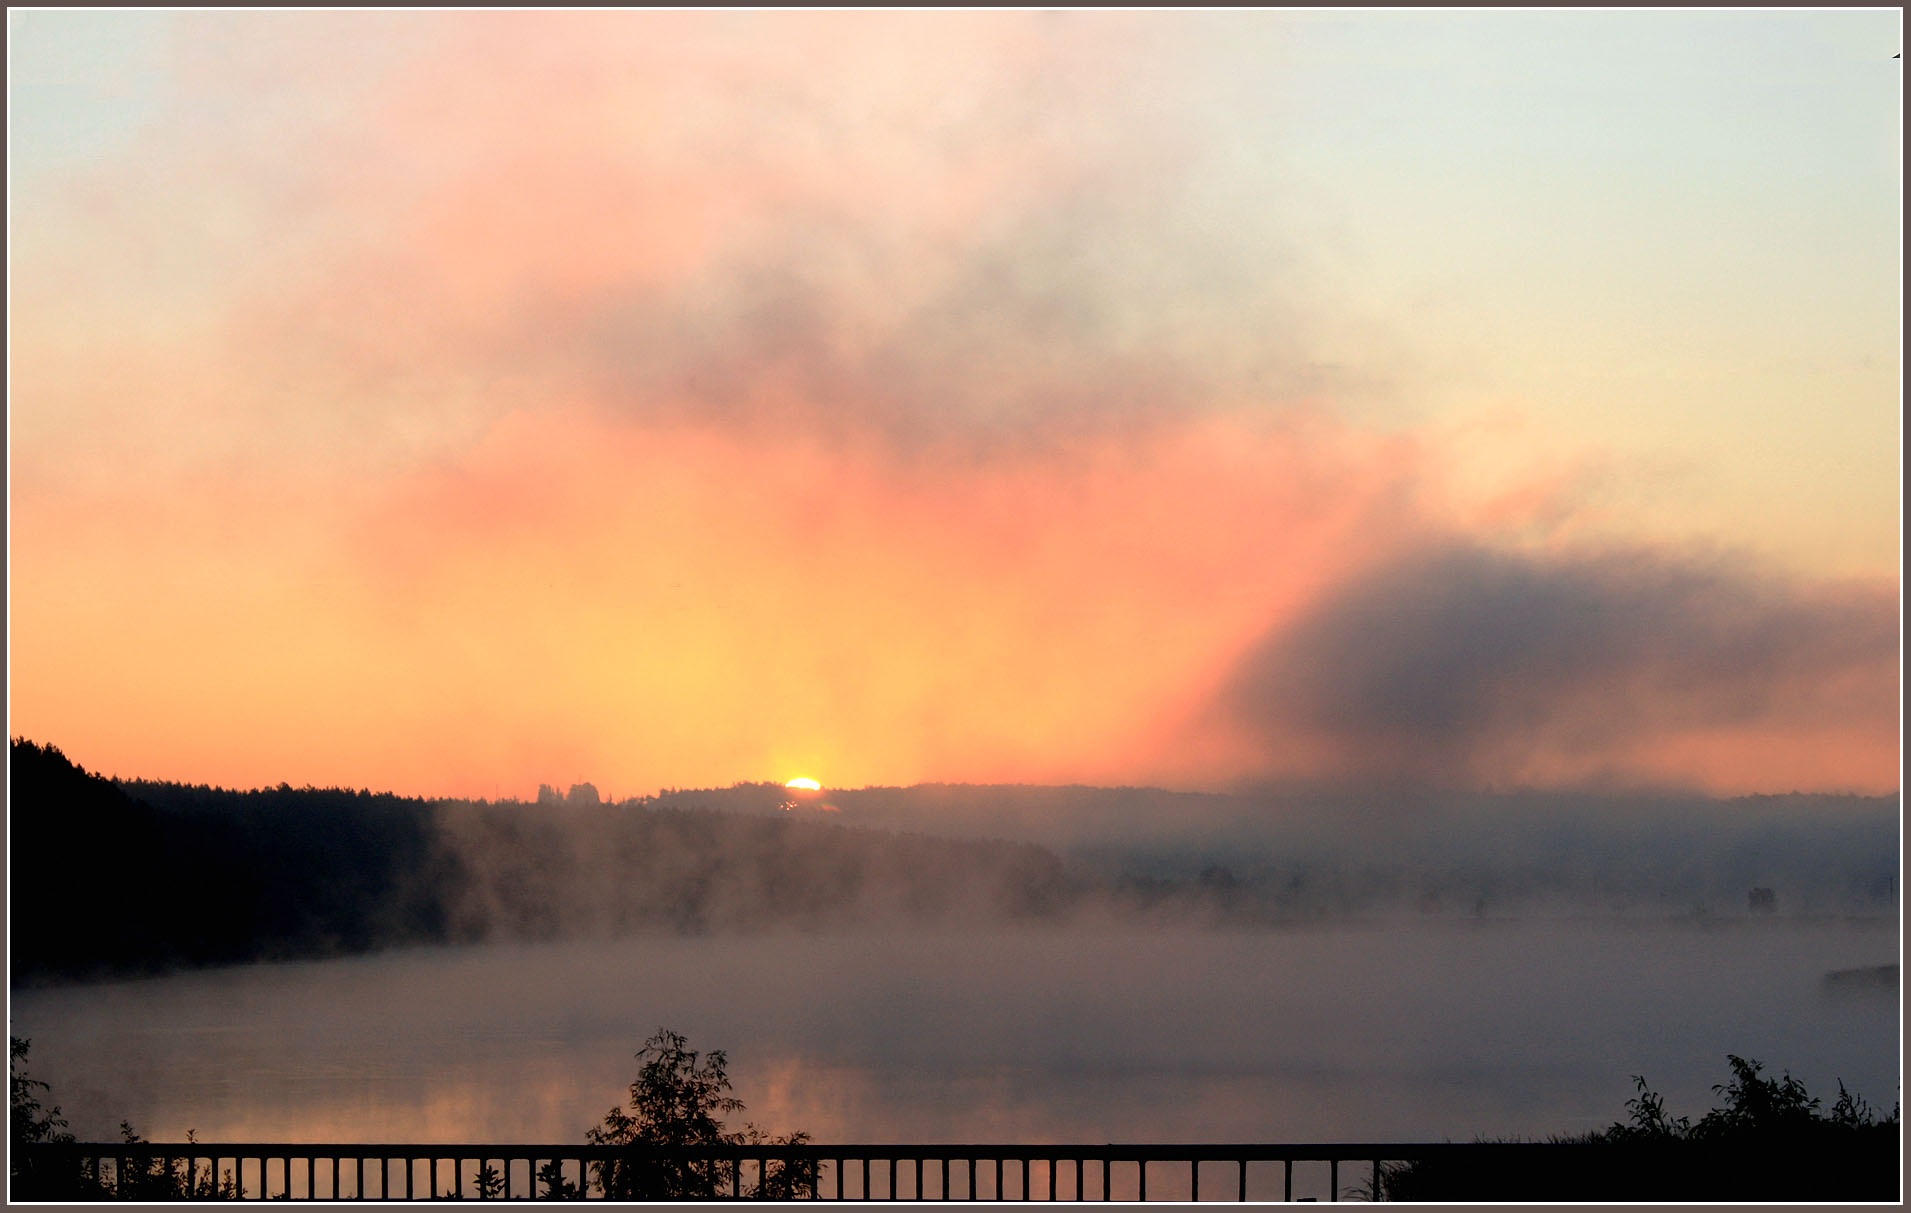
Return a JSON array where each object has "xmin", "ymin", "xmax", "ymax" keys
[
  {"xmin": 7, "ymin": 740, "xmax": 1073, "ymax": 985},
  {"xmin": 10, "ymin": 740, "xmax": 447, "ymax": 980}
]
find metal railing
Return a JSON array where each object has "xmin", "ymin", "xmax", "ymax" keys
[
  {"xmin": 9, "ymin": 1140, "xmax": 1591, "ymax": 1202},
  {"xmin": 19, "ymin": 1135, "xmax": 1905, "ymax": 1202}
]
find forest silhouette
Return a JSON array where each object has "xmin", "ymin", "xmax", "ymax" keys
[
  {"xmin": 8, "ymin": 737, "xmax": 1898, "ymax": 984},
  {"xmin": 7, "ymin": 739, "xmax": 1068, "ymax": 982}
]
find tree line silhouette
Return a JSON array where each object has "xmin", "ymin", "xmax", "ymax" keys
[
  {"xmin": 10, "ymin": 737, "xmax": 1897, "ymax": 985},
  {"xmin": 7, "ymin": 739, "xmax": 1070, "ymax": 983},
  {"xmin": 10, "ymin": 740, "xmax": 446, "ymax": 979}
]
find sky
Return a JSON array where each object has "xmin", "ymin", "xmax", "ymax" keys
[{"xmin": 7, "ymin": 10, "xmax": 1902, "ymax": 799}]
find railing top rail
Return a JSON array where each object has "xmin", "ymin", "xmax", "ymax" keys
[{"xmin": 23, "ymin": 1139, "xmax": 1648, "ymax": 1160}]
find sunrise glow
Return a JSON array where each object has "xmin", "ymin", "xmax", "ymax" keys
[
  {"xmin": 7, "ymin": 16, "xmax": 1899, "ymax": 1191},
  {"xmin": 6, "ymin": 10, "xmax": 1898, "ymax": 800}
]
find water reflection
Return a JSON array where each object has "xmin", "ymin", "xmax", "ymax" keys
[{"xmin": 11, "ymin": 920, "xmax": 1896, "ymax": 1146}]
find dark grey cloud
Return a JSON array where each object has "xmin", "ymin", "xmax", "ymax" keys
[
  {"xmin": 1220, "ymin": 543, "xmax": 1899, "ymax": 784},
  {"xmin": 531, "ymin": 185, "xmax": 1361, "ymax": 460}
]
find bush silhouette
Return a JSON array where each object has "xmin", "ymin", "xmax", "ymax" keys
[
  {"xmin": 10, "ymin": 1037, "xmax": 239, "ymax": 1200},
  {"xmin": 574, "ymin": 1028, "xmax": 817, "ymax": 1200},
  {"xmin": 1375, "ymin": 1055, "xmax": 1899, "ymax": 1201}
]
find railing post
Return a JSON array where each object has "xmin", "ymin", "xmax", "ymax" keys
[
  {"xmin": 1238, "ymin": 1158, "xmax": 1247, "ymax": 1202},
  {"xmin": 1102, "ymin": 1157, "xmax": 1110, "ymax": 1202},
  {"xmin": 1283, "ymin": 1159, "xmax": 1292, "ymax": 1202},
  {"xmin": 1138, "ymin": 1159, "xmax": 1146, "ymax": 1203},
  {"xmin": 1330, "ymin": 1158, "xmax": 1338, "ymax": 1202},
  {"xmin": 1371, "ymin": 1158, "xmax": 1380, "ymax": 1203},
  {"xmin": 1192, "ymin": 1159, "xmax": 1199, "ymax": 1202}
]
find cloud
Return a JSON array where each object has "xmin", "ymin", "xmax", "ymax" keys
[
  {"xmin": 1219, "ymin": 542, "xmax": 1899, "ymax": 789},
  {"xmin": 11, "ymin": 12, "xmax": 1893, "ymax": 797},
  {"xmin": 24, "ymin": 10, "xmax": 1346, "ymax": 473}
]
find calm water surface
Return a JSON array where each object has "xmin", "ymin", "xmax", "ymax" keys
[{"xmin": 11, "ymin": 920, "xmax": 1897, "ymax": 1149}]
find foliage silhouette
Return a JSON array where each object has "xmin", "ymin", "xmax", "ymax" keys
[
  {"xmin": 1689, "ymin": 1053, "xmax": 1820, "ymax": 1138},
  {"xmin": 12, "ymin": 1026, "xmax": 808, "ymax": 1201},
  {"xmin": 535, "ymin": 1158, "xmax": 582, "ymax": 1199},
  {"xmin": 106, "ymin": 1123, "xmax": 242, "ymax": 1200},
  {"xmin": 474, "ymin": 1160, "xmax": 507, "ymax": 1199},
  {"xmin": 10, "ymin": 1036, "xmax": 69, "ymax": 1148},
  {"xmin": 10, "ymin": 1034, "xmax": 80, "ymax": 1198},
  {"xmin": 1604, "ymin": 1073, "xmax": 1688, "ymax": 1140},
  {"xmin": 1373, "ymin": 1055, "xmax": 1899, "ymax": 1201},
  {"xmin": 10, "ymin": 1037, "xmax": 237, "ymax": 1200},
  {"xmin": 580, "ymin": 1028, "xmax": 817, "ymax": 1200}
]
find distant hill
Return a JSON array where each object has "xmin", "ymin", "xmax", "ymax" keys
[
  {"xmin": 650, "ymin": 779, "xmax": 1899, "ymax": 917},
  {"xmin": 8, "ymin": 740, "xmax": 1897, "ymax": 985}
]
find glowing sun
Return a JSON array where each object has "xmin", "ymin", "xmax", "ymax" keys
[{"xmin": 785, "ymin": 777, "xmax": 822, "ymax": 791}]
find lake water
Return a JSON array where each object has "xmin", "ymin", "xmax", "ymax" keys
[{"xmin": 10, "ymin": 919, "xmax": 1898, "ymax": 1155}]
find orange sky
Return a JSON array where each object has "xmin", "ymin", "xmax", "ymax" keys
[{"xmin": 8, "ymin": 11, "xmax": 1900, "ymax": 798}]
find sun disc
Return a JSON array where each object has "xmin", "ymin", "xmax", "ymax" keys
[{"xmin": 785, "ymin": 777, "xmax": 822, "ymax": 791}]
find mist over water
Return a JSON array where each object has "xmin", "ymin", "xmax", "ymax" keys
[{"xmin": 11, "ymin": 918, "xmax": 1896, "ymax": 1147}]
